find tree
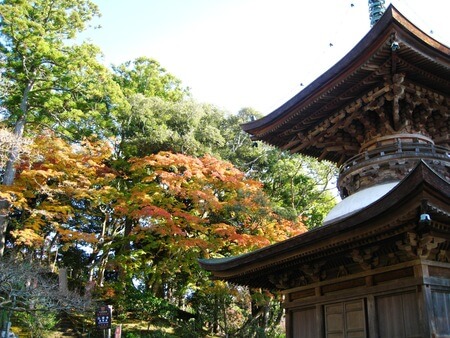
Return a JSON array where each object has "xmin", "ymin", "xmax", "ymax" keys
[
  {"xmin": 112, "ymin": 57, "xmax": 190, "ymax": 102},
  {"xmin": 186, "ymin": 282, "xmax": 285, "ymax": 337},
  {"xmin": 0, "ymin": 133, "xmax": 307, "ymax": 335},
  {"xmin": 217, "ymin": 108, "xmax": 338, "ymax": 229},
  {"xmin": 255, "ymin": 149, "xmax": 338, "ymax": 228},
  {"xmin": 0, "ymin": 2, "xmax": 338, "ymax": 331},
  {"xmin": 90, "ymin": 151, "xmax": 306, "ymax": 335},
  {"xmin": 0, "ymin": 0, "xmax": 128, "ymax": 256},
  {"xmin": 0, "ymin": 127, "xmax": 31, "ymax": 175},
  {"xmin": 114, "ymin": 94, "xmax": 227, "ymax": 159},
  {"xmin": 113, "ymin": 152, "xmax": 305, "ymax": 291},
  {"xmin": 217, "ymin": 107, "xmax": 266, "ymax": 172},
  {"xmin": 0, "ymin": 133, "xmax": 118, "ymax": 271},
  {"xmin": 0, "ymin": 257, "xmax": 91, "ymax": 337}
]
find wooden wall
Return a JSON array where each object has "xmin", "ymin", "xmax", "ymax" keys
[{"xmin": 285, "ymin": 260, "xmax": 450, "ymax": 338}]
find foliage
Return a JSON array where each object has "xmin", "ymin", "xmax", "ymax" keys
[
  {"xmin": 0, "ymin": 0, "xmax": 129, "ymax": 257},
  {"xmin": 0, "ymin": 133, "xmax": 117, "ymax": 259},
  {"xmin": 113, "ymin": 287, "xmax": 180, "ymax": 332},
  {"xmin": 114, "ymin": 94, "xmax": 226, "ymax": 159},
  {"xmin": 0, "ymin": 2, "xmax": 340, "ymax": 336},
  {"xmin": 112, "ymin": 57, "xmax": 190, "ymax": 102},
  {"xmin": 186, "ymin": 282, "xmax": 285, "ymax": 337},
  {"xmin": 215, "ymin": 108, "xmax": 338, "ymax": 229},
  {"xmin": 217, "ymin": 107, "xmax": 266, "ymax": 171},
  {"xmin": 125, "ymin": 150, "xmax": 304, "ymax": 247},
  {"xmin": 109, "ymin": 151, "xmax": 306, "ymax": 303},
  {"xmin": 0, "ymin": 257, "xmax": 91, "ymax": 337},
  {"xmin": 0, "ymin": 0, "xmax": 127, "ymax": 139},
  {"xmin": 0, "ymin": 133, "xmax": 307, "ymax": 335},
  {"xmin": 12, "ymin": 307, "xmax": 58, "ymax": 338},
  {"xmin": 112, "ymin": 151, "xmax": 305, "ymax": 336},
  {"xmin": 253, "ymin": 149, "xmax": 338, "ymax": 228}
]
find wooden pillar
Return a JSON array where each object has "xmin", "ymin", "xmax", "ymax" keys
[
  {"xmin": 366, "ymin": 294, "xmax": 379, "ymax": 338},
  {"xmin": 315, "ymin": 304, "xmax": 324, "ymax": 337},
  {"xmin": 285, "ymin": 309, "xmax": 292, "ymax": 338},
  {"xmin": 414, "ymin": 262, "xmax": 433, "ymax": 337}
]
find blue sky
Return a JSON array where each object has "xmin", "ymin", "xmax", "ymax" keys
[{"xmin": 82, "ymin": 0, "xmax": 449, "ymax": 114}]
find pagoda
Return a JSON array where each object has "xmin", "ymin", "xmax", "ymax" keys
[{"xmin": 200, "ymin": 5, "xmax": 450, "ymax": 337}]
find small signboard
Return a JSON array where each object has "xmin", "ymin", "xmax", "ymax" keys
[{"xmin": 95, "ymin": 306, "xmax": 112, "ymax": 329}]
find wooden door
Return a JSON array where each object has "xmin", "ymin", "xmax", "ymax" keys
[{"xmin": 325, "ymin": 299, "xmax": 366, "ymax": 338}]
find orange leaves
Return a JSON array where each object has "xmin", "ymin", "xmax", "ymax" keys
[
  {"xmin": 126, "ymin": 150, "xmax": 309, "ymax": 259},
  {"xmin": 212, "ymin": 223, "xmax": 234, "ymax": 237},
  {"xmin": 11, "ymin": 229, "xmax": 44, "ymax": 247},
  {"xmin": 212, "ymin": 223, "xmax": 270, "ymax": 251},
  {"xmin": 128, "ymin": 151, "xmax": 246, "ymax": 214},
  {"xmin": 57, "ymin": 227, "xmax": 97, "ymax": 243},
  {"xmin": 130, "ymin": 151, "xmax": 244, "ymax": 189},
  {"xmin": 2, "ymin": 133, "xmax": 119, "ymax": 252},
  {"xmin": 132, "ymin": 205, "xmax": 172, "ymax": 222},
  {"xmin": 200, "ymin": 153, "xmax": 244, "ymax": 185},
  {"xmin": 5, "ymin": 132, "xmax": 309, "ymax": 297}
]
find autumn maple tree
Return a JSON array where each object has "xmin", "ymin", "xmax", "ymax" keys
[
  {"xmin": 101, "ymin": 151, "xmax": 306, "ymax": 335},
  {"xmin": 0, "ymin": 3, "xmax": 336, "ymax": 336},
  {"xmin": 0, "ymin": 133, "xmax": 117, "ymax": 265},
  {"xmin": 0, "ymin": 0, "xmax": 128, "ymax": 257},
  {"xmin": 0, "ymin": 132, "xmax": 306, "ymax": 288},
  {"xmin": 112, "ymin": 152, "xmax": 306, "ymax": 292}
]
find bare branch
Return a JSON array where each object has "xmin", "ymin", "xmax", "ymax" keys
[
  {"xmin": 0, "ymin": 257, "xmax": 92, "ymax": 313},
  {"xmin": 0, "ymin": 128, "xmax": 31, "ymax": 169}
]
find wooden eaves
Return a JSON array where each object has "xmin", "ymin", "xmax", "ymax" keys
[
  {"xmin": 241, "ymin": 5, "xmax": 450, "ymax": 165},
  {"xmin": 198, "ymin": 161, "xmax": 450, "ymax": 289}
]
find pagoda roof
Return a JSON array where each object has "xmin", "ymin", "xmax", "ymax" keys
[
  {"xmin": 241, "ymin": 5, "xmax": 450, "ymax": 164},
  {"xmin": 199, "ymin": 161, "xmax": 450, "ymax": 289}
]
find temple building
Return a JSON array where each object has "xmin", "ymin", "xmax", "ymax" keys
[{"xmin": 199, "ymin": 5, "xmax": 450, "ymax": 337}]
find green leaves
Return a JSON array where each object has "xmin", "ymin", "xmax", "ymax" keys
[
  {"xmin": 252, "ymin": 148, "xmax": 338, "ymax": 228},
  {"xmin": 112, "ymin": 57, "xmax": 190, "ymax": 101},
  {"xmin": 0, "ymin": 0, "xmax": 127, "ymax": 139},
  {"xmin": 116, "ymin": 95, "xmax": 226, "ymax": 158},
  {"xmin": 0, "ymin": 0, "xmax": 99, "ymax": 40},
  {"xmin": 0, "ymin": 3, "xmax": 339, "ymax": 335}
]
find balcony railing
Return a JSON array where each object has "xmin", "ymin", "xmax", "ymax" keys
[{"xmin": 340, "ymin": 142, "xmax": 450, "ymax": 176}]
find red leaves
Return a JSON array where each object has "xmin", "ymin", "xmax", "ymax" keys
[
  {"xmin": 127, "ymin": 151, "xmax": 307, "ymax": 257},
  {"xmin": 6, "ymin": 134, "xmax": 307, "ymax": 286},
  {"xmin": 2, "ymin": 133, "xmax": 118, "ymax": 250},
  {"xmin": 212, "ymin": 223, "xmax": 270, "ymax": 249},
  {"xmin": 132, "ymin": 205, "xmax": 172, "ymax": 221}
]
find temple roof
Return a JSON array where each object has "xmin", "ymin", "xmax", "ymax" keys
[
  {"xmin": 200, "ymin": 5, "xmax": 450, "ymax": 290},
  {"xmin": 323, "ymin": 181, "xmax": 399, "ymax": 224},
  {"xmin": 241, "ymin": 5, "xmax": 450, "ymax": 165},
  {"xmin": 199, "ymin": 161, "xmax": 450, "ymax": 289}
]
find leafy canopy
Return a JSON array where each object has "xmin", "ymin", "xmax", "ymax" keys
[
  {"xmin": 0, "ymin": 0, "xmax": 128, "ymax": 139},
  {"xmin": 112, "ymin": 57, "xmax": 190, "ymax": 101}
]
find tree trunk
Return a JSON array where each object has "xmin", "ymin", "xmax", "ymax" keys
[
  {"xmin": 0, "ymin": 112, "xmax": 28, "ymax": 256},
  {"xmin": 0, "ymin": 77, "xmax": 33, "ymax": 256}
]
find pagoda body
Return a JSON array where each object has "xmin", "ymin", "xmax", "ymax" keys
[{"xmin": 200, "ymin": 5, "xmax": 450, "ymax": 338}]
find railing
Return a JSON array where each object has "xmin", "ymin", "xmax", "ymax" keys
[{"xmin": 340, "ymin": 142, "xmax": 450, "ymax": 176}]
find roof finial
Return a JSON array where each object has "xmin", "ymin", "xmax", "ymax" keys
[{"xmin": 368, "ymin": 0, "xmax": 386, "ymax": 26}]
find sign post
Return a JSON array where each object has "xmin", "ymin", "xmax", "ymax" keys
[{"xmin": 95, "ymin": 306, "xmax": 112, "ymax": 338}]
